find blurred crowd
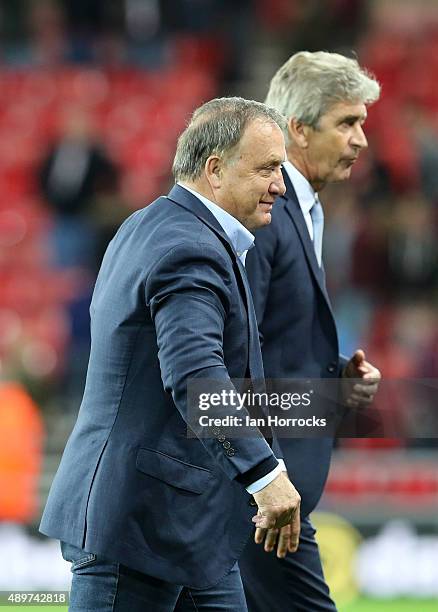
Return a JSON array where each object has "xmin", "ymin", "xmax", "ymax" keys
[
  {"xmin": 1, "ymin": 0, "xmax": 438, "ymax": 524},
  {"xmin": 0, "ymin": 0, "xmax": 252, "ymax": 82},
  {"xmin": 324, "ymin": 14, "xmax": 438, "ymax": 387}
]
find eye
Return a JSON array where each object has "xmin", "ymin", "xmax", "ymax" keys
[
  {"xmin": 338, "ymin": 116, "xmax": 354, "ymax": 127},
  {"xmin": 260, "ymin": 166, "xmax": 274, "ymax": 176},
  {"xmin": 259, "ymin": 162, "xmax": 282, "ymax": 176}
]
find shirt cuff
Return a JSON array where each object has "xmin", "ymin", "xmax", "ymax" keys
[
  {"xmin": 277, "ymin": 459, "xmax": 287, "ymax": 472},
  {"xmin": 245, "ymin": 461, "xmax": 284, "ymax": 495}
]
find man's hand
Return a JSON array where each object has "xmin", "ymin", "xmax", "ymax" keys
[
  {"xmin": 251, "ymin": 471, "xmax": 301, "ymax": 547},
  {"xmin": 253, "ymin": 472, "xmax": 300, "ymax": 557},
  {"xmin": 254, "ymin": 523, "xmax": 298, "ymax": 558},
  {"xmin": 342, "ymin": 349, "xmax": 381, "ymax": 408}
]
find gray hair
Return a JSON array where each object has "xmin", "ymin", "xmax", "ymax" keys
[
  {"xmin": 172, "ymin": 96, "xmax": 287, "ymax": 181},
  {"xmin": 265, "ymin": 51, "xmax": 381, "ymax": 128}
]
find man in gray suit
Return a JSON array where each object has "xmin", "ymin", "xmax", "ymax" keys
[{"xmin": 40, "ymin": 97, "xmax": 301, "ymax": 611}]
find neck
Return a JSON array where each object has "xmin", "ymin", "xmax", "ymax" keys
[
  {"xmin": 181, "ymin": 179, "xmax": 238, "ymax": 219},
  {"xmin": 180, "ymin": 178, "xmax": 213, "ymax": 201},
  {"xmin": 287, "ymin": 150, "xmax": 327, "ymax": 192}
]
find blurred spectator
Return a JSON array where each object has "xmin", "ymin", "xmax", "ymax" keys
[
  {"xmin": 29, "ymin": 1, "xmax": 68, "ymax": 66},
  {"xmin": 161, "ymin": 0, "xmax": 254, "ymax": 83},
  {"xmin": 64, "ymin": 0, "xmax": 124, "ymax": 63},
  {"xmin": 352, "ymin": 137, "xmax": 393, "ymax": 203},
  {"xmin": 407, "ymin": 104, "xmax": 438, "ymax": 205},
  {"xmin": 418, "ymin": 318, "xmax": 438, "ymax": 379},
  {"xmin": 324, "ymin": 184, "xmax": 362, "ymax": 295},
  {"xmin": 349, "ymin": 200, "xmax": 390, "ymax": 297},
  {"xmin": 0, "ymin": 381, "xmax": 44, "ymax": 522},
  {"xmin": 124, "ymin": 0, "xmax": 166, "ymax": 67},
  {"xmin": 38, "ymin": 108, "xmax": 123, "ymax": 407},
  {"xmin": 387, "ymin": 193, "xmax": 438, "ymax": 297},
  {"xmin": 39, "ymin": 108, "xmax": 119, "ymax": 272},
  {"xmin": 258, "ymin": 0, "xmax": 368, "ymax": 56}
]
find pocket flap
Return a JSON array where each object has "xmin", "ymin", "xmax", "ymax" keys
[{"xmin": 136, "ymin": 447, "xmax": 212, "ymax": 494}]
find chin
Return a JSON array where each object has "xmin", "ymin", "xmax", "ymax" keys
[
  {"xmin": 257, "ymin": 212, "xmax": 272, "ymax": 227},
  {"xmin": 333, "ymin": 169, "xmax": 352, "ymax": 183},
  {"xmin": 342, "ymin": 166, "xmax": 353, "ymax": 178}
]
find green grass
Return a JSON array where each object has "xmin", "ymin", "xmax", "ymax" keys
[
  {"xmin": 0, "ymin": 608, "xmax": 67, "ymax": 612},
  {"xmin": 1, "ymin": 598, "xmax": 437, "ymax": 611},
  {"xmin": 340, "ymin": 598, "xmax": 438, "ymax": 611}
]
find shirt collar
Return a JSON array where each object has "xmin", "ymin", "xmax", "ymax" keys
[
  {"xmin": 177, "ymin": 183, "xmax": 254, "ymax": 259},
  {"xmin": 282, "ymin": 160, "xmax": 318, "ymax": 215}
]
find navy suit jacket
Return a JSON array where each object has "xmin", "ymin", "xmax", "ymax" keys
[
  {"xmin": 246, "ymin": 169, "xmax": 345, "ymax": 518},
  {"xmin": 40, "ymin": 185, "xmax": 279, "ymax": 589}
]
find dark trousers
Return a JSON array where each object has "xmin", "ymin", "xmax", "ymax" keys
[
  {"xmin": 239, "ymin": 516, "xmax": 337, "ymax": 612},
  {"xmin": 61, "ymin": 542, "xmax": 248, "ymax": 611}
]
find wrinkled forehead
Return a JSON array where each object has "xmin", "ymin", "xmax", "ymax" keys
[
  {"xmin": 236, "ymin": 119, "xmax": 286, "ymax": 162},
  {"xmin": 323, "ymin": 100, "xmax": 368, "ymax": 122},
  {"xmin": 240, "ymin": 118, "xmax": 285, "ymax": 147}
]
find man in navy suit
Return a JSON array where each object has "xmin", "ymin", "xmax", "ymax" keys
[
  {"xmin": 239, "ymin": 52, "xmax": 382, "ymax": 611},
  {"xmin": 40, "ymin": 97, "xmax": 302, "ymax": 611}
]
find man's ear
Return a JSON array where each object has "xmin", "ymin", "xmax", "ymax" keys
[
  {"xmin": 204, "ymin": 155, "xmax": 223, "ymax": 190},
  {"xmin": 288, "ymin": 117, "xmax": 311, "ymax": 149}
]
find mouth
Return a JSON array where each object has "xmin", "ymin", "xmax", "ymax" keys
[{"xmin": 341, "ymin": 156, "xmax": 359, "ymax": 166}]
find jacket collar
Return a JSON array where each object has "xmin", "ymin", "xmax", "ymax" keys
[
  {"xmin": 166, "ymin": 184, "xmax": 238, "ymax": 261},
  {"xmin": 280, "ymin": 168, "xmax": 332, "ymax": 307},
  {"xmin": 176, "ymin": 183, "xmax": 254, "ymax": 260}
]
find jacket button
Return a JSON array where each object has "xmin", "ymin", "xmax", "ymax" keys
[
  {"xmin": 217, "ymin": 435, "xmax": 226, "ymax": 443},
  {"xmin": 212, "ymin": 428, "xmax": 220, "ymax": 436},
  {"xmin": 327, "ymin": 362, "xmax": 337, "ymax": 373},
  {"xmin": 226, "ymin": 448, "xmax": 235, "ymax": 456},
  {"xmin": 222, "ymin": 441, "xmax": 231, "ymax": 449}
]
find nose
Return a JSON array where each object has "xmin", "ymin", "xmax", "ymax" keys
[
  {"xmin": 270, "ymin": 168, "xmax": 286, "ymax": 196},
  {"xmin": 351, "ymin": 124, "xmax": 368, "ymax": 150}
]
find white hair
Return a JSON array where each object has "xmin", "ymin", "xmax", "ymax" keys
[
  {"xmin": 265, "ymin": 51, "xmax": 381, "ymax": 128},
  {"xmin": 172, "ymin": 97, "xmax": 287, "ymax": 181}
]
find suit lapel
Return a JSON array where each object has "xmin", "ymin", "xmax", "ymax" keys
[
  {"xmin": 235, "ymin": 257, "xmax": 265, "ymax": 383},
  {"xmin": 167, "ymin": 184, "xmax": 264, "ymax": 382},
  {"xmin": 167, "ymin": 184, "xmax": 235, "ymax": 256},
  {"xmin": 280, "ymin": 171, "xmax": 333, "ymax": 311}
]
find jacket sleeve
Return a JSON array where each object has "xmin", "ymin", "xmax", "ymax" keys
[{"xmin": 145, "ymin": 241, "xmax": 279, "ymax": 485}]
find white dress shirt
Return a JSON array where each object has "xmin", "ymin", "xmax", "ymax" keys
[{"xmin": 282, "ymin": 160, "xmax": 318, "ymax": 240}]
